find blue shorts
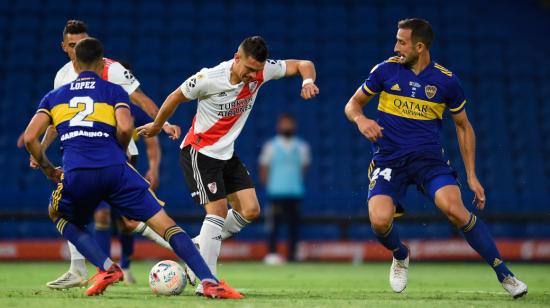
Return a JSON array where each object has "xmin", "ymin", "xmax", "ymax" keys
[
  {"xmin": 367, "ymin": 150, "xmax": 458, "ymax": 207},
  {"xmin": 50, "ymin": 163, "xmax": 164, "ymax": 226}
]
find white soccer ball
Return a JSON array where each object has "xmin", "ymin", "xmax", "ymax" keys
[{"xmin": 149, "ymin": 260, "xmax": 187, "ymax": 295}]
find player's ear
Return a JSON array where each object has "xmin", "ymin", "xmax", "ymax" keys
[
  {"xmin": 234, "ymin": 52, "xmax": 240, "ymax": 62},
  {"xmin": 61, "ymin": 41, "xmax": 66, "ymax": 52}
]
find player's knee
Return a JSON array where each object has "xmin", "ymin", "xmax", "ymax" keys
[
  {"xmin": 94, "ymin": 209, "xmax": 111, "ymax": 226},
  {"xmin": 122, "ymin": 218, "xmax": 139, "ymax": 233},
  {"xmin": 240, "ymin": 203, "xmax": 260, "ymax": 221},
  {"xmin": 369, "ymin": 215, "xmax": 392, "ymax": 234}
]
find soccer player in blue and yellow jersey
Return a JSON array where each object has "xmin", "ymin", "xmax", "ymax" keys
[
  {"xmin": 344, "ymin": 18, "xmax": 527, "ymax": 298},
  {"xmin": 23, "ymin": 37, "xmax": 242, "ymax": 299}
]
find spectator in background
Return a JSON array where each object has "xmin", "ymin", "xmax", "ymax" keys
[{"xmin": 259, "ymin": 114, "xmax": 310, "ymax": 264}]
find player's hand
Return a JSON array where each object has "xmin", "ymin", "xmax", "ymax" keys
[
  {"xmin": 301, "ymin": 83, "xmax": 319, "ymax": 99},
  {"xmin": 468, "ymin": 176, "xmax": 486, "ymax": 210},
  {"xmin": 29, "ymin": 155, "xmax": 40, "ymax": 169},
  {"xmin": 42, "ymin": 166, "xmax": 63, "ymax": 184},
  {"xmin": 145, "ymin": 168, "xmax": 159, "ymax": 191},
  {"xmin": 137, "ymin": 122, "xmax": 163, "ymax": 138},
  {"xmin": 16, "ymin": 132, "xmax": 25, "ymax": 148},
  {"xmin": 355, "ymin": 116, "xmax": 384, "ymax": 142},
  {"xmin": 162, "ymin": 123, "xmax": 181, "ymax": 140}
]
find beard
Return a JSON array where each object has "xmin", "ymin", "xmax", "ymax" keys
[{"xmin": 400, "ymin": 52, "xmax": 419, "ymax": 68}]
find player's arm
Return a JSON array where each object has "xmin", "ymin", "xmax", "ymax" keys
[
  {"xmin": 144, "ymin": 135, "xmax": 161, "ymax": 191},
  {"xmin": 23, "ymin": 113, "xmax": 62, "ymax": 183},
  {"xmin": 115, "ymin": 106, "xmax": 134, "ymax": 152},
  {"xmin": 130, "ymin": 88, "xmax": 181, "ymax": 140},
  {"xmin": 137, "ymin": 88, "xmax": 190, "ymax": 138},
  {"xmin": 28, "ymin": 125, "xmax": 59, "ymax": 169},
  {"xmin": 452, "ymin": 110, "xmax": 486, "ymax": 209},
  {"xmin": 344, "ymin": 87, "xmax": 383, "ymax": 142},
  {"xmin": 284, "ymin": 60, "xmax": 319, "ymax": 99}
]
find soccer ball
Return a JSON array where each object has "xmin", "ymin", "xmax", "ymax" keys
[{"xmin": 149, "ymin": 260, "xmax": 187, "ymax": 295}]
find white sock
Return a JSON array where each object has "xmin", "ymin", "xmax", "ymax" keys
[
  {"xmin": 68, "ymin": 242, "xmax": 88, "ymax": 277},
  {"xmin": 134, "ymin": 222, "xmax": 172, "ymax": 250},
  {"xmin": 103, "ymin": 258, "xmax": 114, "ymax": 271},
  {"xmin": 221, "ymin": 209, "xmax": 250, "ymax": 240},
  {"xmin": 198, "ymin": 214, "xmax": 225, "ymax": 276}
]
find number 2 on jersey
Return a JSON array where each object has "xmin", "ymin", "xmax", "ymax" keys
[
  {"xmin": 68, "ymin": 96, "xmax": 94, "ymax": 127},
  {"xmin": 371, "ymin": 167, "xmax": 392, "ymax": 181}
]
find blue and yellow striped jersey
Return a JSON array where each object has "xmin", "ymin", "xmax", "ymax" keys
[
  {"xmin": 37, "ymin": 71, "xmax": 131, "ymax": 171},
  {"xmin": 362, "ymin": 56, "xmax": 466, "ymax": 161}
]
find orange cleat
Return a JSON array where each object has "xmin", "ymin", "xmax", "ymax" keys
[
  {"xmin": 202, "ymin": 280, "xmax": 244, "ymax": 299},
  {"xmin": 84, "ymin": 264, "xmax": 124, "ymax": 296}
]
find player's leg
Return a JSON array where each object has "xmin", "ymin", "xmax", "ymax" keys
[
  {"xmin": 129, "ymin": 218, "xmax": 172, "ymax": 250},
  {"xmin": 46, "ymin": 176, "xmax": 88, "ymax": 289},
  {"xmin": 179, "ymin": 145, "xmax": 228, "ymax": 287},
  {"xmin": 93, "ymin": 203, "xmax": 112, "ymax": 256},
  {"xmin": 110, "ymin": 163, "xmax": 242, "ymax": 299},
  {"xmin": 368, "ymin": 160, "xmax": 409, "ymax": 292},
  {"xmin": 221, "ymin": 154, "xmax": 258, "ymax": 240},
  {"xmin": 145, "ymin": 209, "xmax": 242, "ymax": 299},
  {"xmin": 48, "ymin": 169, "xmax": 124, "ymax": 296},
  {"xmin": 224, "ymin": 188, "xmax": 259, "ymax": 239},
  {"xmin": 429, "ymin": 179, "xmax": 527, "ymax": 298}
]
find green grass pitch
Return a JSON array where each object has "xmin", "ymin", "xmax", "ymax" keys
[{"xmin": 0, "ymin": 262, "xmax": 549, "ymax": 307}]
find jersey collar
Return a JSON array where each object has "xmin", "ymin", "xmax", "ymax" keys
[{"xmin": 77, "ymin": 71, "xmax": 99, "ymax": 79}]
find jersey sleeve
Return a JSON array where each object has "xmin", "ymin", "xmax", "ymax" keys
[
  {"xmin": 446, "ymin": 76, "xmax": 467, "ymax": 114},
  {"xmin": 107, "ymin": 62, "xmax": 141, "ymax": 95},
  {"xmin": 361, "ymin": 61, "xmax": 386, "ymax": 96},
  {"xmin": 36, "ymin": 92, "xmax": 52, "ymax": 118},
  {"xmin": 179, "ymin": 69, "xmax": 208, "ymax": 100},
  {"xmin": 112, "ymin": 85, "xmax": 131, "ymax": 110},
  {"xmin": 258, "ymin": 140, "xmax": 274, "ymax": 166},
  {"xmin": 263, "ymin": 59, "xmax": 286, "ymax": 82}
]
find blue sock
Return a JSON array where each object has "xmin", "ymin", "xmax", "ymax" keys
[
  {"xmin": 119, "ymin": 232, "xmax": 134, "ymax": 270},
  {"xmin": 95, "ymin": 223, "xmax": 111, "ymax": 257},
  {"xmin": 373, "ymin": 223, "xmax": 408, "ymax": 260},
  {"xmin": 460, "ymin": 213, "xmax": 514, "ymax": 282},
  {"xmin": 55, "ymin": 218, "xmax": 113, "ymax": 271},
  {"xmin": 164, "ymin": 225, "xmax": 218, "ymax": 283}
]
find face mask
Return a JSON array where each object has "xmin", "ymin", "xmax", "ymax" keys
[{"xmin": 279, "ymin": 130, "xmax": 295, "ymax": 138}]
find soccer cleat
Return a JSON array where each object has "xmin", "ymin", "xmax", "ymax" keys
[
  {"xmin": 501, "ymin": 275, "xmax": 528, "ymax": 299},
  {"xmin": 202, "ymin": 280, "xmax": 244, "ymax": 299},
  {"xmin": 84, "ymin": 264, "xmax": 124, "ymax": 296},
  {"xmin": 389, "ymin": 256, "xmax": 409, "ymax": 293},
  {"xmin": 195, "ymin": 283, "xmax": 204, "ymax": 296},
  {"xmin": 46, "ymin": 271, "xmax": 88, "ymax": 289},
  {"xmin": 185, "ymin": 238, "xmax": 199, "ymax": 287},
  {"xmin": 122, "ymin": 269, "xmax": 136, "ymax": 285}
]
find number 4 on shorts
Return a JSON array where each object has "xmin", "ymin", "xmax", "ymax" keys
[{"xmin": 372, "ymin": 168, "xmax": 392, "ymax": 181}]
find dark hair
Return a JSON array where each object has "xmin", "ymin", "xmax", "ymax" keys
[
  {"xmin": 239, "ymin": 36, "xmax": 268, "ymax": 62},
  {"xmin": 63, "ymin": 20, "xmax": 88, "ymax": 38},
  {"xmin": 398, "ymin": 18, "xmax": 434, "ymax": 49},
  {"xmin": 75, "ymin": 37, "xmax": 103, "ymax": 66}
]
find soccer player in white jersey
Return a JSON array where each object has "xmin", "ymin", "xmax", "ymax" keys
[
  {"xmin": 40, "ymin": 20, "xmax": 179, "ymax": 289},
  {"xmin": 138, "ymin": 36, "xmax": 319, "ymax": 293}
]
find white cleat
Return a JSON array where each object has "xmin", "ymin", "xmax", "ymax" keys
[
  {"xmin": 389, "ymin": 256, "xmax": 409, "ymax": 293},
  {"xmin": 195, "ymin": 282, "xmax": 204, "ymax": 296},
  {"xmin": 185, "ymin": 238, "xmax": 199, "ymax": 287},
  {"xmin": 501, "ymin": 275, "xmax": 528, "ymax": 299},
  {"xmin": 122, "ymin": 269, "xmax": 136, "ymax": 285},
  {"xmin": 46, "ymin": 271, "xmax": 88, "ymax": 289}
]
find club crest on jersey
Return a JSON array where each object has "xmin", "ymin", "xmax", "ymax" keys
[
  {"xmin": 207, "ymin": 182, "xmax": 218, "ymax": 194},
  {"xmin": 248, "ymin": 80, "xmax": 259, "ymax": 93},
  {"xmin": 369, "ymin": 180, "xmax": 376, "ymax": 191},
  {"xmin": 425, "ymin": 85, "xmax": 437, "ymax": 99}
]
